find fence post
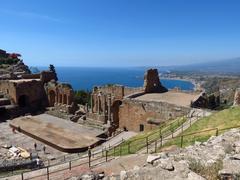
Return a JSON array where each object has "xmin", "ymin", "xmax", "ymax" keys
[
  {"xmin": 216, "ymin": 128, "xmax": 219, "ymax": 136},
  {"xmin": 21, "ymin": 172, "xmax": 24, "ymax": 180},
  {"xmin": 63, "ymin": 155, "xmax": 66, "ymax": 161},
  {"xmin": 106, "ymin": 150, "xmax": 108, "ymax": 162},
  {"xmin": 160, "ymin": 135, "xmax": 163, "ymax": 147},
  {"xmin": 102, "ymin": 148, "xmax": 104, "ymax": 157},
  {"xmin": 181, "ymin": 136, "xmax": 183, "ymax": 148},
  {"xmin": 155, "ymin": 140, "xmax": 157, "ymax": 153},
  {"xmin": 47, "ymin": 166, "xmax": 50, "ymax": 180},
  {"xmin": 128, "ymin": 142, "xmax": 130, "ymax": 154},
  {"xmin": 146, "ymin": 137, "xmax": 149, "ymax": 154},
  {"xmin": 159, "ymin": 127, "xmax": 162, "ymax": 138},
  {"xmin": 120, "ymin": 145, "xmax": 122, "ymax": 156},
  {"xmin": 69, "ymin": 161, "xmax": 72, "ymax": 170}
]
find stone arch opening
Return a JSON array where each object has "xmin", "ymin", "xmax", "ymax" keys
[
  {"xmin": 59, "ymin": 94, "xmax": 63, "ymax": 103},
  {"xmin": 49, "ymin": 90, "xmax": 56, "ymax": 106},
  {"xmin": 111, "ymin": 100, "xmax": 122, "ymax": 129},
  {"xmin": 63, "ymin": 94, "xmax": 67, "ymax": 104},
  {"xmin": 18, "ymin": 95, "xmax": 29, "ymax": 107}
]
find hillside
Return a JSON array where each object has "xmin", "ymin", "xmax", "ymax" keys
[
  {"xmin": 160, "ymin": 58, "xmax": 240, "ymax": 75},
  {"xmin": 0, "ymin": 49, "xmax": 30, "ymax": 78},
  {"xmin": 164, "ymin": 106, "xmax": 240, "ymax": 148}
]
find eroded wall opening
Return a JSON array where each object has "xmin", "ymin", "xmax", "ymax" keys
[{"xmin": 18, "ymin": 95, "xmax": 29, "ymax": 107}]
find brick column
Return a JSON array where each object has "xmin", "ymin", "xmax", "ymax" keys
[
  {"xmin": 107, "ymin": 94, "xmax": 111, "ymax": 124},
  {"xmin": 91, "ymin": 94, "xmax": 94, "ymax": 113},
  {"xmin": 103, "ymin": 95, "xmax": 106, "ymax": 116},
  {"xmin": 97, "ymin": 94, "xmax": 101, "ymax": 114}
]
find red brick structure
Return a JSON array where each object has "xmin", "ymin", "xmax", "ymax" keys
[
  {"xmin": 87, "ymin": 69, "xmax": 205, "ymax": 133},
  {"xmin": 0, "ymin": 70, "xmax": 76, "ymax": 118}
]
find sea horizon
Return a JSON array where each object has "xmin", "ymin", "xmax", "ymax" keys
[{"xmin": 35, "ymin": 66, "xmax": 195, "ymax": 91}]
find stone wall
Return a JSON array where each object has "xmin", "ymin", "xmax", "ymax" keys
[
  {"xmin": 0, "ymin": 80, "xmax": 16, "ymax": 100},
  {"xmin": 119, "ymin": 98, "xmax": 190, "ymax": 132},
  {"xmin": 21, "ymin": 74, "xmax": 40, "ymax": 79},
  {"xmin": 124, "ymin": 87, "xmax": 144, "ymax": 97},
  {"xmin": 40, "ymin": 71, "xmax": 57, "ymax": 84},
  {"xmin": 93, "ymin": 85, "xmax": 124, "ymax": 99},
  {"xmin": 89, "ymin": 85, "xmax": 143, "ymax": 126},
  {"xmin": 45, "ymin": 81, "xmax": 74, "ymax": 106},
  {"xmin": 0, "ymin": 80, "xmax": 47, "ymax": 109},
  {"xmin": 234, "ymin": 88, "xmax": 240, "ymax": 106}
]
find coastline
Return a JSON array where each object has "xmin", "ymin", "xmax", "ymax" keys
[{"xmin": 161, "ymin": 77, "xmax": 200, "ymax": 91}]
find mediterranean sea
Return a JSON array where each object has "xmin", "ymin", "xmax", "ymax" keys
[{"xmin": 38, "ymin": 67, "xmax": 194, "ymax": 91}]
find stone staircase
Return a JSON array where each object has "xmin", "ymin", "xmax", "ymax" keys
[
  {"xmin": 0, "ymin": 92, "xmax": 11, "ymax": 106},
  {"xmin": 78, "ymin": 117, "xmax": 106, "ymax": 131}
]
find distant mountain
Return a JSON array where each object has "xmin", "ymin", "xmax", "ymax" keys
[{"xmin": 159, "ymin": 58, "xmax": 240, "ymax": 75}]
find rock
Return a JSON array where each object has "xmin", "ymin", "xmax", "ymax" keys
[
  {"xmin": 147, "ymin": 155, "xmax": 161, "ymax": 164},
  {"xmin": 187, "ymin": 171, "xmax": 206, "ymax": 180},
  {"xmin": 233, "ymin": 88, "xmax": 240, "ymax": 106},
  {"xmin": 219, "ymin": 155, "xmax": 240, "ymax": 179},
  {"xmin": 194, "ymin": 141, "xmax": 202, "ymax": 146},
  {"xmin": 233, "ymin": 141, "xmax": 240, "ymax": 153},
  {"xmin": 133, "ymin": 166, "xmax": 140, "ymax": 170},
  {"xmin": 156, "ymin": 159, "xmax": 174, "ymax": 171},
  {"xmin": 230, "ymin": 154, "xmax": 240, "ymax": 160},
  {"xmin": 105, "ymin": 129, "xmax": 240, "ymax": 180},
  {"xmin": 120, "ymin": 170, "xmax": 127, "ymax": 180}
]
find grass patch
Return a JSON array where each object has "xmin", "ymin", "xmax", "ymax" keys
[
  {"xmin": 108, "ymin": 116, "xmax": 187, "ymax": 156},
  {"xmin": 188, "ymin": 158, "xmax": 223, "ymax": 180},
  {"xmin": 162, "ymin": 106, "xmax": 240, "ymax": 148}
]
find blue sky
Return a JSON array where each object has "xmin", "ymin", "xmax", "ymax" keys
[{"xmin": 0, "ymin": 0, "xmax": 240, "ymax": 67}]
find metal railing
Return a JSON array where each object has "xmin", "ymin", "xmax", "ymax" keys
[{"xmin": 0, "ymin": 110, "xmax": 209, "ymax": 179}]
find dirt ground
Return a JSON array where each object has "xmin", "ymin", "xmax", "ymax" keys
[{"xmin": 135, "ymin": 92, "xmax": 200, "ymax": 107}]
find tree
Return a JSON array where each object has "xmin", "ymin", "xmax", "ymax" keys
[
  {"xmin": 74, "ymin": 90, "xmax": 91, "ymax": 105},
  {"xmin": 49, "ymin": 64, "xmax": 58, "ymax": 81}
]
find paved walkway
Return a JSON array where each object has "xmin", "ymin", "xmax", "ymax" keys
[
  {"xmin": 92, "ymin": 131, "xmax": 137, "ymax": 155},
  {"xmin": 1, "ymin": 110, "xmax": 211, "ymax": 180}
]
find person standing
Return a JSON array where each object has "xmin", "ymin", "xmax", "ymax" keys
[
  {"xmin": 34, "ymin": 142, "xmax": 37, "ymax": 150},
  {"xmin": 43, "ymin": 145, "xmax": 46, "ymax": 154},
  {"xmin": 88, "ymin": 147, "xmax": 91, "ymax": 167}
]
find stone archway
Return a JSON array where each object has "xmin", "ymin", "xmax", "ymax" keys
[
  {"xmin": 59, "ymin": 94, "xmax": 63, "ymax": 103},
  {"xmin": 63, "ymin": 94, "xmax": 67, "ymax": 104},
  {"xmin": 49, "ymin": 90, "xmax": 56, "ymax": 107},
  {"xmin": 18, "ymin": 95, "xmax": 29, "ymax": 107},
  {"xmin": 111, "ymin": 100, "xmax": 122, "ymax": 129}
]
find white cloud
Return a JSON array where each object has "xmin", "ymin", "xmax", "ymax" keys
[{"xmin": 0, "ymin": 9, "xmax": 61, "ymax": 23}]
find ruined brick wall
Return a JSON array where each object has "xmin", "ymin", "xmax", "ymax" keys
[
  {"xmin": 94, "ymin": 85, "xmax": 124, "ymax": 99},
  {"xmin": 40, "ymin": 71, "xmax": 57, "ymax": 84},
  {"xmin": 143, "ymin": 69, "xmax": 168, "ymax": 93},
  {"xmin": 119, "ymin": 99, "xmax": 189, "ymax": 132},
  {"xmin": 0, "ymin": 80, "xmax": 17, "ymax": 101},
  {"xmin": 45, "ymin": 81, "xmax": 74, "ymax": 106},
  {"xmin": 124, "ymin": 87, "xmax": 144, "ymax": 97},
  {"xmin": 21, "ymin": 74, "xmax": 40, "ymax": 79},
  {"xmin": 15, "ymin": 80, "xmax": 48, "ymax": 108},
  {"xmin": 0, "ymin": 80, "xmax": 47, "ymax": 108}
]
